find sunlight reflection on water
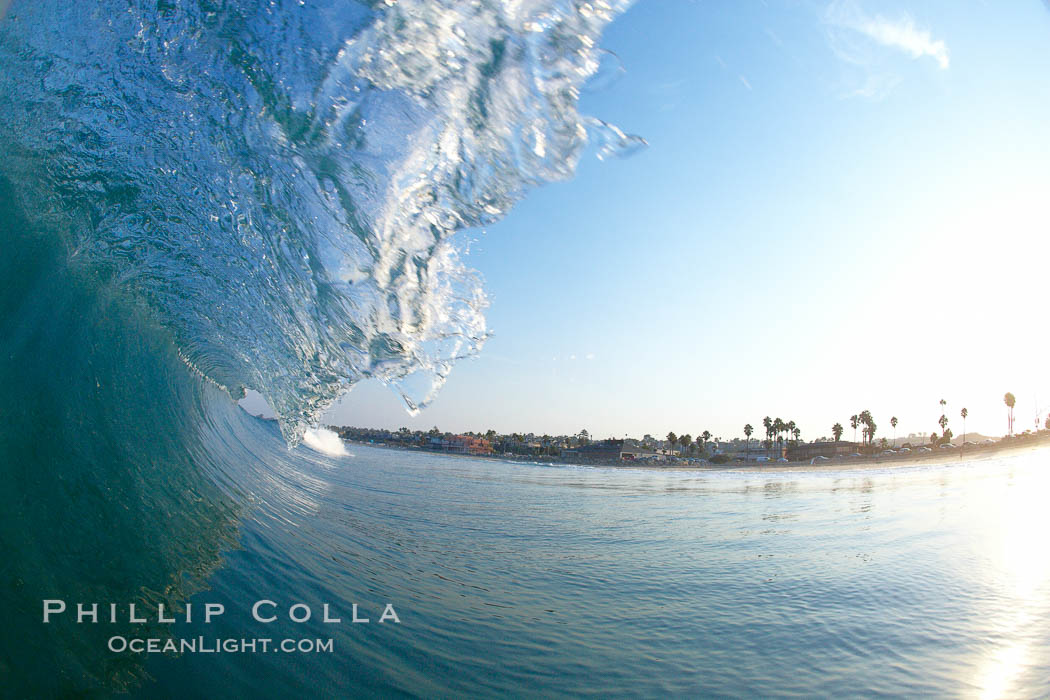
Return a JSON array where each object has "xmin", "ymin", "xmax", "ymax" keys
[{"xmin": 972, "ymin": 463, "xmax": 1050, "ymax": 698}]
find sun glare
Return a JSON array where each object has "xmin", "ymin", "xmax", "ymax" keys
[{"xmin": 971, "ymin": 460, "xmax": 1050, "ymax": 697}]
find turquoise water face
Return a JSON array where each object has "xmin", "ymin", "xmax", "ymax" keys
[{"xmin": 135, "ymin": 439, "xmax": 1050, "ymax": 697}]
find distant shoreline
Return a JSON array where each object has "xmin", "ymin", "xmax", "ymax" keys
[{"xmin": 343, "ymin": 431, "xmax": 1050, "ymax": 473}]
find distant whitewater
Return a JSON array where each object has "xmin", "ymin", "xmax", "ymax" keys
[{"xmin": 0, "ymin": 0, "xmax": 642, "ymax": 445}]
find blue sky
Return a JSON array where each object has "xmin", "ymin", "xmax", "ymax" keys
[{"xmin": 245, "ymin": 0, "xmax": 1050, "ymax": 441}]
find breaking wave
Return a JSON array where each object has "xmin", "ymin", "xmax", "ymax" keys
[
  {"xmin": 0, "ymin": 0, "xmax": 642, "ymax": 444},
  {"xmin": 0, "ymin": 1, "xmax": 640, "ymax": 693}
]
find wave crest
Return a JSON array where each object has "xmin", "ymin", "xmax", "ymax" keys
[{"xmin": 0, "ymin": 0, "xmax": 640, "ymax": 443}]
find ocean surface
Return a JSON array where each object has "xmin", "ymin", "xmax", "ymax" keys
[
  {"xmin": 143, "ymin": 445, "xmax": 1050, "ymax": 698},
  {"xmin": 11, "ymin": 415, "xmax": 1050, "ymax": 697},
  {"xmin": 2, "ymin": 0, "xmax": 1050, "ymax": 696}
]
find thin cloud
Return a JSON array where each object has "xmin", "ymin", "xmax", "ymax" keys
[
  {"xmin": 824, "ymin": 1, "xmax": 949, "ymax": 70},
  {"xmin": 738, "ymin": 75, "xmax": 753, "ymax": 91},
  {"xmin": 857, "ymin": 15, "xmax": 949, "ymax": 68}
]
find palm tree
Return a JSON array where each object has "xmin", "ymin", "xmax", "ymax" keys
[
  {"xmin": 850, "ymin": 414, "xmax": 859, "ymax": 443},
  {"xmin": 666, "ymin": 431, "xmax": 677, "ymax": 456},
  {"xmin": 960, "ymin": 407, "xmax": 968, "ymax": 446},
  {"xmin": 744, "ymin": 423, "xmax": 753, "ymax": 461},
  {"xmin": 679, "ymin": 434, "xmax": 692, "ymax": 456},
  {"xmin": 773, "ymin": 418, "xmax": 784, "ymax": 457},
  {"xmin": 763, "ymin": 416, "xmax": 773, "ymax": 459},
  {"xmin": 1004, "ymin": 392, "xmax": 1016, "ymax": 436},
  {"xmin": 700, "ymin": 430, "xmax": 712, "ymax": 452},
  {"xmin": 787, "ymin": 420, "xmax": 797, "ymax": 445},
  {"xmin": 832, "ymin": 422, "xmax": 844, "ymax": 442},
  {"xmin": 890, "ymin": 416, "xmax": 898, "ymax": 445},
  {"xmin": 858, "ymin": 410, "xmax": 873, "ymax": 446},
  {"xmin": 938, "ymin": 413, "xmax": 949, "ymax": 437}
]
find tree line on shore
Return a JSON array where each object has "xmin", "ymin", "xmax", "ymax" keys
[{"xmin": 334, "ymin": 390, "xmax": 1047, "ymax": 460}]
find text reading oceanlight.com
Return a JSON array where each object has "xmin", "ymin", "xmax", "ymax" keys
[{"xmin": 108, "ymin": 636, "xmax": 335, "ymax": 654}]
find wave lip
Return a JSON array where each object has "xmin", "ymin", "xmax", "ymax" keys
[{"xmin": 0, "ymin": 0, "xmax": 641, "ymax": 444}]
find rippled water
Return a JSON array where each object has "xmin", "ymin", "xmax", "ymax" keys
[{"xmin": 135, "ymin": 439, "xmax": 1050, "ymax": 697}]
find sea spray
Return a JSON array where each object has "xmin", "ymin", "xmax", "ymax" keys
[{"xmin": 302, "ymin": 427, "xmax": 350, "ymax": 457}]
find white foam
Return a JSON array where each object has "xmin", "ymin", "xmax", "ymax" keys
[{"xmin": 302, "ymin": 428, "xmax": 350, "ymax": 457}]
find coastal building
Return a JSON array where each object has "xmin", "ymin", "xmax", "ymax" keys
[
  {"xmin": 428, "ymin": 434, "xmax": 493, "ymax": 455},
  {"xmin": 787, "ymin": 441, "xmax": 858, "ymax": 461},
  {"xmin": 562, "ymin": 439, "xmax": 624, "ymax": 462},
  {"xmin": 562, "ymin": 440, "xmax": 665, "ymax": 463},
  {"xmin": 620, "ymin": 444, "xmax": 665, "ymax": 462}
]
